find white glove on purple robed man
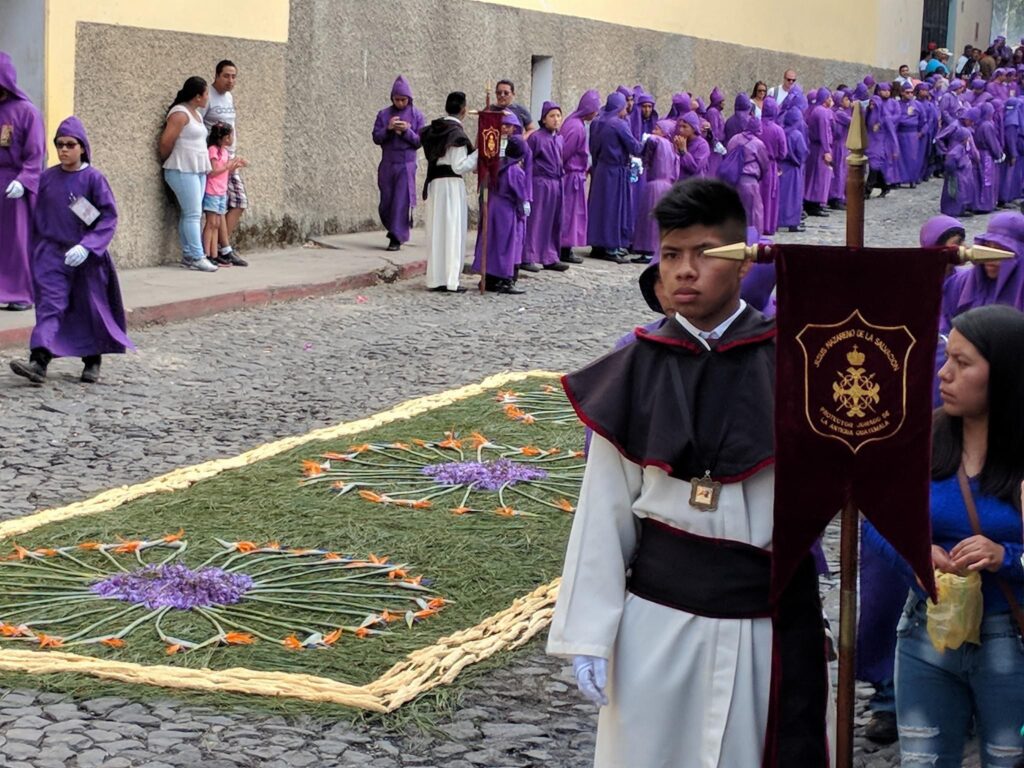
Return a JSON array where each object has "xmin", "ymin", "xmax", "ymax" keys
[
  {"xmin": 572, "ymin": 654, "xmax": 608, "ymax": 707},
  {"xmin": 5, "ymin": 180, "xmax": 24, "ymax": 199},
  {"xmin": 64, "ymin": 244, "xmax": 88, "ymax": 267}
]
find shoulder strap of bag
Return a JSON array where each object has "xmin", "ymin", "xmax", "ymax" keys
[{"xmin": 956, "ymin": 465, "xmax": 1024, "ymax": 636}]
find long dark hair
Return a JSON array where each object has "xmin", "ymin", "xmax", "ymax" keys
[
  {"xmin": 932, "ymin": 305, "xmax": 1024, "ymax": 508},
  {"xmin": 167, "ymin": 76, "xmax": 207, "ymax": 114},
  {"xmin": 207, "ymin": 122, "xmax": 233, "ymax": 148}
]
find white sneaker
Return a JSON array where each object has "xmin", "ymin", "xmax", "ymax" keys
[{"xmin": 187, "ymin": 257, "xmax": 218, "ymax": 272}]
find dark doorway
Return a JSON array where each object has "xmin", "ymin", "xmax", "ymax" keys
[{"xmin": 921, "ymin": 0, "xmax": 950, "ymax": 52}]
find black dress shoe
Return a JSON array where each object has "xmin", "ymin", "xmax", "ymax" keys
[
  {"xmin": 446, "ymin": 286, "xmax": 468, "ymax": 293},
  {"xmin": 864, "ymin": 711, "xmax": 898, "ymax": 745},
  {"xmin": 10, "ymin": 359, "xmax": 47, "ymax": 384},
  {"xmin": 543, "ymin": 262, "xmax": 569, "ymax": 271},
  {"xmin": 806, "ymin": 207, "xmax": 829, "ymax": 217},
  {"xmin": 786, "ymin": 225, "xmax": 806, "ymax": 233},
  {"xmin": 519, "ymin": 262, "xmax": 542, "ymax": 272},
  {"xmin": 496, "ymin": 279, "xmax": 525, "ymax": 295},
  {"xmin": 428, "ymin": 285, "xmax": 449, "ymax": 292},
  {"xmin": 385, "ymin": 242, "xmax": 400, "ymax": 252},
  {"xmin": 5, "ymin": 302, "xmax": 32, "ymax": 311},
  {"xmin": 827, "ymin": 200, "xmax": 846, "ymax": 210},
  {"xmin": 560, "ymin": 248, "xmax": 583, "ymax": 264},
  {"xmin": 81, "ymin": 361, "xmax": 101, "ymax": 383}
]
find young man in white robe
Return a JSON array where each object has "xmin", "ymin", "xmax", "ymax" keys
[
  {"xmin": 420, "ymin": 91, "xmax": 478, "ymax": 293},
  {"xmin": 549, "ymin": 178, "xmax": 833, "ymax": 768}
]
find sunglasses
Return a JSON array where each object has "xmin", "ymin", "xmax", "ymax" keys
[
  {"xmin": 495, "ymin": 90, "xmax": 512, "ymax": 96},
  {"xmin": 785, "ymin": 78, "xmax": 796, "ymax": 83},
  {"xmin": 55, "ymin": 141, "xmax": 79, "ymax": 149}
]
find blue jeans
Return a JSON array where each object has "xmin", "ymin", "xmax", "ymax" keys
[
  {"xmin": 895, "ymin": 594, "xmax": 1024, "ymax": 767},
  {"xmin": 163, "ymin": 169, "xmax": 206, "ymax": 259}
]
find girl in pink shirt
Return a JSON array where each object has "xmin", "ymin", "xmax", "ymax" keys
[{"xmin": 203, "ymin": 123, "xmax": 244, "ymax": 264}]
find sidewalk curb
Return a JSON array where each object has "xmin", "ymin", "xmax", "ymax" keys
[{"xmin": 0, "ymin": 259, "xmax": 426, "ymax": 351}]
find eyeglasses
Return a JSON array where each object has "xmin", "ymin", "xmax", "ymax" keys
[
  {"xmin": 785, "ymin": 77, "xmax": 796, "ymax": 83},
  {"xmin": 495, "ymin": 90, "xmax": 512, "ymax": 96},
  {"xmin": 756, "ymin": 89, "xmax": 767, "ymax": 94},
  {"xmin": 55, "ymin": 141, "xmax": 79, "ymax": 149}
]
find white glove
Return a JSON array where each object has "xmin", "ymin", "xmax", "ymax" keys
[
  {"xmin": 630, "ymin": 157, "xmax": 644, "ymax": 174},
  {"xmin": 5, "ymin": 180, "xmax": 24, "ymax": 199},
  {"xmin": 714, "ymin": 141, "xmax": 727, "ymax": 156},
  {"xmin": 64, "ymin": 244, "xmax": 89, "ymax": 268},
  {"xmin": 522, "ymin": 202, "xmax": 531, "ymax": 217},
  {"xmin": 997, "ymin": 153, "xmax": 1007, "ymax": 164},
  {"xmin": 641, "ymin": 132, "xmax": 652, "ymax": 143},
  {"xmin": 572, "ymin": 655, "xmax": 608, "ymax": 707}
]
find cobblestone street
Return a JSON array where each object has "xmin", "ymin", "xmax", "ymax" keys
[{"xmin": 0, "ymin": 179, "xmax": 994, "ymax": 767}]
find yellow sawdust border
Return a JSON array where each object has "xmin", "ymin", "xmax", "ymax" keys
[{"xmin": 0, "ymin": 370, "xmax": 565, "ymax": 711}]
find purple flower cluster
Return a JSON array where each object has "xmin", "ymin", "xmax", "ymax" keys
[
  {"xmin": 421, "ymin": 459, "xmax": 547, "ymax": 490},
  {"xmin": 90, "ymin": 564, "xmax": 253, "ymax": 610}
]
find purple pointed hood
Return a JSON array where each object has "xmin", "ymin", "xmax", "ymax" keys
[
  {"xmin": 502, "ymin": 111, "xmax": 523, "ymax": 133},
  {"xmin": 710, "ymin": 87, "xmax": 724, "ymax": 108},
  {"xmin": 762, "ymin": 97, "xmax": 780, "ymax": 120},
  {"xmin": 600, "ymin": 92, "xmax": 626, "ymax": 119},
  {"xmin": 672, "ymin": 92, "xmax": 691, "ymax": 114},
  {"xmin": 540, "ymin": 100, "xmax": 561, "ymax": 123},
  {"xmin": 390, "ymin": 75, "xmax": 413, "ymax": 102},
  {"xmin": 680, "ymin": 112, "xmax": 701, "ymax": 133},
  {"xmin": 966, "ymin": 212, "xmax": 1024, "ymax": 304},
  {"xmin": 863, "ymin": 75, "xmax": 876, "ymax": 87},
  {"xmin": 853, "ymin": 83, "xmax": 869, "ymax": 100},
  {"xmin": 919, "ymin": 215, "xmax": 965, "ymax": 247},
  {"xmin": 745, "ymin": 116, "xmax": 762, "ymax": 136},
  {"xmin": 734, "ymin": 92, "xmax": 752, "ymax": 113},
  {"xmin": 816, "ymin": 87, "xmax": 831, "ymax": 105},
  {"xmin": 54, "ymin": 115, "xmax": 91, "ymax": 162},
  {"xmin": 656, "ymin": 118, "xmax": 679, "ymax": 136},
  {"xmin": 567, "ymin": 89, "xmax": 601, "ymax": 122},
  {"xmin": 638, "ymin": 91, "xmax": 655, "ymax": 107},
  {"xmin": 0, "ymin": 52, "xmax": 30, "ymax": 102}
]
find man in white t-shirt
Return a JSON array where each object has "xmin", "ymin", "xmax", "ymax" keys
[
  {"xmin": 766, "ymin": 69, "xmax": 797, "ymax": 103},
  {"xmin": 201, "ymin": 59, "xmax": 247, "ymax": 266}
]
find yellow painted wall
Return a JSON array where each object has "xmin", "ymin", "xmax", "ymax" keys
[
  {"xmin": 471, "ymin": 0, "xmax": 924, "ymax": 70},
  {"xmin": 43, "ymin": 0, "xmax": 289, "ymax": 159}
]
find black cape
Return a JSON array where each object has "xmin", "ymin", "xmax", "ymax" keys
[
  {"xmin": 420, "ymin": 117, "xmax": 473, "ymax": 199},
  {"xmin": 563, "ymin": 306, "xmax": 776, "ymax": 483}
]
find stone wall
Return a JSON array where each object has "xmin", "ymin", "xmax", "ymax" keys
[{"xmin": 73, "ymin": 0, "xmax": 888, "ymax": 268}]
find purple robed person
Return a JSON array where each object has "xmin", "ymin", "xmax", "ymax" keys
[
  {"xmin": 472, "ymin": 130, "xmax": 530, "ymax": 282},
  {"xmin": 758, "ymin": 98, "xmax": 786, "ymax": 234},
  {"xmin": 940, "ymin": 126, "xmax": 979, "ymax": 217},
  {"xmin": 705, "ymin": 87, "xmax": 726, "ymax": 176},
  {"xmin": 945, "ymin": 212, "xmax": 1024, "ymax": 320},
  {"xmin": 524, "ymin": 102, "xmax": 564, "ymax": 267},
  {"xmin": 676, "ymin": 113, "xmax": 709, "ymax": 181},
  {"xmin": 371, "ymin": 76, "xmax": 424, "ymax": 247},
  {"xmin": 665, "ymin": 92, "xmax": 691, "ymax": 120},
  {"xmin": 725, "ymin": 118, "xmax": 769, "ymax": 235},
  {"xmin": 587, "ymin": 93, "xmax": 643, "ymax": 253},
  {"xmin": 724, "ymin": 92, "xmax": 751, "ymax": 143},
  {"xmin": 895, "ymin": 85, "xmax": 925, "ymax": 185},
  {"xmin": 779, "ymin": 109, "xmax": 808, "ymax": 229},
  {"xmin": 22, "ymin": 117, "xmax": 133, "ymax": 377},
  {"xmin": 865, "ymin": 87, "xmax": 900, "ymax": 187},
  {"xmin": 0, "ymin": 52, "xmax": 45, "ymax": 308},
  {"xmin": 559, "ymin": 90, "xmax": 600, "ymax": 253},
  {"xmin": 631, "ymin": 120, "xmax": 679, "ymax": 255},
  {"xmin": 1000, "ymin": 98, "xmax": 1024, "ymax": 204},
  {"xmin": 804, "ymin": 87, "xmax": 834, "ymax": 205},
  {"xmin": 829, "ymin": 91, "xmax": 852, "ymax": 204},
  {"xmin": 973, "ymin": 105, "xmax": 1001, "ymax": 212}
]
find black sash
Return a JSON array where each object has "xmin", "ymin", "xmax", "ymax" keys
[{"xmin": 627, "ymin": 519, "xmax": 830, "ymax": 768}]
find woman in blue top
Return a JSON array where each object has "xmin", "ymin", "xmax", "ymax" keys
[{"xmin": 893, "ymin": 304, "xmax": 1024, "ymax": 767}]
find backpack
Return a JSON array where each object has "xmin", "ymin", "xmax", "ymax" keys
[{"xmin": 717, "ymin": 144, "xmax": 745, "ymax": 186}]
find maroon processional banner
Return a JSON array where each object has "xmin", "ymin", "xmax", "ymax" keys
[
  {"xmin": 771, "ymin": 245, "xmax": 952, "ymax": 601},
  {"xmin": 476, "ymin": 110, "xmax": 504, "ymax": 190}
]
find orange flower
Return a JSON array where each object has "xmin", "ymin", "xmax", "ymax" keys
[
  {"xmin": 323, "ymin": 552, "xmax": 342, "ymax": 561},
  {"xmin": 321, "ymin": 451, "xmax": 350, "ymax": 460},
  {"xmin": 438, "ymin": 436, "xmax": 462, "ymax": 450},
  {"xmin": 166, "ymin": 643, "xmax": 182, "ymax": 655},
  {"xmin": 324, "ymin": 628, "xmax": 343, "ymax": 645},
  {"xmin": 0, "ymin": 623, "xmax": 27, "ymax": 637},
  {"xmin": 282, "ymin": 634, "xmax": 303, "ymax": 650},
  {"xmin": 391, "ymin": 442, "xmax": 409, "ymax": 450},
  {"xmin": 403, "ymin": 575, "xmax": 424, "ymax": 586},
  {"xmin": 301, "ymin": 460, "xmax": 325, "ymax": 477},
  {"xmin": 331, "ymin": 481, "xmax": 347, "ymax": 491},
  {"xmin": 555, "ymin": 499, "xmax": 575, "ymax": 513},
  {"xmin": 235, "ymin": 541, "xmax": 259, "ymax": 554},
  {"xmin": 264, "ymin": 541, "xmax": 281, "ymax": 550},
  {"xmin": 496, "ymin": 389, "xmax": 519, "ymax": 401},
  {"xmin": 348, "ymin": 443, "xmax": 371, "ymax": 454},
  {"xmin": 520, "ymin": 414, "xmax": 536, "ymax": 425},
  {"xmin": 162, "ymin": 529, "xmax": 185, "ymax": 543},
  {"xmin": 519, "ymin": 446, "xmax": 542, "ymax": 457},
  {"xmin": 548, "ymin": 448, "xmax": 561, "ymax": 455},
  {"xmin": 495, "ymin": 506, "xmax": 517, "ymax": 517},
  {"xmin": 388, "ymin": 568, "xmax": 409, "ymax": 580},
  {"xmin": 451, "ymin": 507, "xmax": 471, "ymax": 516},
  {"xmin": 469, "ymin": 432, "xmax": 490, "ymax": 449},
  {"xmin": 368, "ymin": 553, "xmax": 389, "ymax": 565},
  {"xmin": 223, "ymin": 632, "xmax": 255, "ymax": 645},
  {"xmin": 426, "ymin": 597, "xmax": 447, "ymax": 610},
  {"xmin": 354, "ymin": 627, "xmax": 371, "ymax": 638},
  {"xmin": 379, "ymin": 610, "xmax": 401, "ymax": 624},
  {"xmin": 32, "ymin": 548, "xmax": 58, "ymax": 557},
  {"xmin": 503, "ymin": 404, "xmax": 524, "ymax": 418},
  {"xmin": 112, "ymin": 540, "xmax": 141, "ymax": 554},
  {"xmin": 412, "ymin": 439, "xmax": 428, "ymax": 447},
  {"xmin": 10, "ymin": 544, "xmax": 29, "ymax": 560},
  {"xmin": 100, "ymin": 638, "xmax": 125, "ymax": 648},
  {"xmin": 413, "ymin": 607, "xmax": 440, "ymax": 620},
  {"xmin": 411, "ymin": 500, "xmax": 432, "ymax": 510},
  {"xmin": 358, "ymin": 490, "xmax": 384, "ymax": 503},
  {"xmin": 78, "ymin": 541, "xmax": 102, "ymax": 551},
  {"xmin": 572, "ymin": 450, "xmax": 585, "ymax": 458},
  {"xmin": 36, "ymin": 633, "xmax": 64, "ymax": 649}
]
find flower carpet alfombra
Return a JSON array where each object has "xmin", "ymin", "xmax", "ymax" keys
[
  {"xmin": 0, "ymin": 533, "xmax": 445, "ymax": 654},
  {"xmin": 300, "ymin": 431, "xmax": 585, "ymax": 516},
  {"xmin": 496, "ymin": 384, "xmax": 579, "ymax": 426}
]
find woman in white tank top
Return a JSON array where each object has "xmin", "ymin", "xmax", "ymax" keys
[{"xmin": 159, "ymin": 77, "xmax": 217, "ymax": 271}]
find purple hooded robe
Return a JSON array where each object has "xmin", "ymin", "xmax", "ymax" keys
[
  {"xmin": 705, "ymin": 88, "xmax": 726, "ymax": 176},
  {"xmin": 371, "ymin": 76, "xmax": 425, "ymax": 244},
  {"xmin": 803, "ymin": 89, "xmax": 834, "ymax": 204},
  {"xmin": 725, "ymin": 119, "xmax": 768, "ymax": 235},
  {"xmin": 944, "ymin": 211, "xmax": 1024, "ymax": 320},
  {"xmin": 524, "ymin": 102, "xmax": 564, "ymax": 266},
  {"xmin": 724, "ymin": 92, "xmax": 751, "ymax": 143},
  {"xmin": 29, "ymin": 117, "xmax": 133, "ymax": 359},
  {"xmin": 940, "ymin": 126, "xmax": 979, "ymax": 217},
  {"xmin": 1000, "ymin": 98, "xmax": 1024, "ymax": 203},
  {"xmin": 587, "ymin": 93, "xmax": 643, "ymax": 251},
  {"xmin": 865, "ymin": 89, "xmax": 900, "ymax": 182},
  {"xmin": 676, "ymin": 113, "xmax": 710, "ymax": 181},
  {"xmin": 0, "ymin": 52, "xmax": 45, "ymax": 306},
  {"xmin": 560, "ymin": 90, "xmax": 600, "ymax": 249},
  {"xmin": 472, "ymin": 128, "xmax": 529, "ymax": 280},
  {"xmin": 972, "ymin": 105, "xmax": 1001, "ymax": 212},
  {"xmin": 758, "ymin": 98, "xmax": 786, "ymax": 235},
  {"xmin": 779, "ymin": 109, "xmax": 808, "ymax": 228},
  {"xmin": 895, "ymin": 88, "xmax": 925, "ymax": 184},
  {"xmin": 632, "ymin": 120, "xmax": 680, "ymax": 255},
  {"xmin": 829, "ymin": 93, "xmax": 852, "ymax": 203}
]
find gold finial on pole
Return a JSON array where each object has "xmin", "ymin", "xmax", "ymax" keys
[
  {"xmin": 703, "ymin": 242, "xmax": 760, "ymax": 261},
  {"xmin": 958, "ymin": 244, "xmax": 1015, "ymax": 263}
]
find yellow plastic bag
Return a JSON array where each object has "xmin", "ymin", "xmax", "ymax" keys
[{"xmin": 926, "ymin": 570, "xmax": 983, "ymax": 652}]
